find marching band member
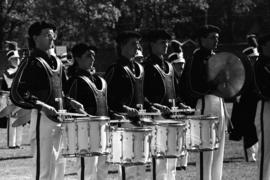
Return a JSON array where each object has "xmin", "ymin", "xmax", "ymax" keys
[
  {"xmin": 67, "ymin": 43, "xmax": 114, "ymax": 180},
  {"xmin": 10, "ymin": 21, "xmax": 83, "ymax": 180},
  {"xmin": 143, "ymin": 29, "xmax": 180, "ymax": 180},
  {"xmin": 1, "ymin": 49, "xmax": 23, "ymax": 148},
  {"xmin": 229, "ymin": 34, "xmax": 259, "ymax": 162},
  {"xmin": 254, "ymin": 33, "xmax": 270, "ymax": 180},
  {"xmin": 167, "ymin": 39, "xmax": 189, "ymax": 171},
  {"xmin": 188, "ymin": 25, "xmax": 226, "ymax": 180},
  {"xmin": 105, "ymin": 31, "xmax": 159, "ymax": 180}
]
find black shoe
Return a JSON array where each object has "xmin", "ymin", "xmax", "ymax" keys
[{"xmin": 176, "ymin": 166, "xmax": 187, "ymax": 171}]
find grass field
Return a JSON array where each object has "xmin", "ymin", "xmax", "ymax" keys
[{"xmin": 0, "ymin": 103, "xmax": 258, "ymax": 180}]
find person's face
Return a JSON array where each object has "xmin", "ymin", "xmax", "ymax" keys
[
  {"xmin": 151, "ymin": 39, "xmax": 169, "ymax": 56},
  {"xmin": 33, "ymin": 28, "xmax": 56, "ymax": 51},
  {"xmin": 121, "ymin": 38, "xmax": 140, "ymax": 59},
  {"xmin": 9, "ymin": 57, "xmax": 20, "ymax": 67},
  {"xmin": 77, "ymin": 49, "xmax": 95, "ymax": 70},
  {"xmin": 201, "ymin": 32, "xmax": 219, "ymax": 50}
]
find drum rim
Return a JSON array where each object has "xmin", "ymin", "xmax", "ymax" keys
[
  {"xmin": 62, "ymin": 116, "xmax": 110, "ymax": 123},
  {"xmin": 109, "ymin": 126, "xmax": 152, "ymax": 132},
  {"xmin": 0, "ymin": 91, "xmax": 10, "ymax": 95},
  {"xmin": 178, "ymin": 115, "xmax": 219, "ymax": 120},
  {"xmin": 143, "ymin": 119, "xmax": 186, "ymax": 126}
]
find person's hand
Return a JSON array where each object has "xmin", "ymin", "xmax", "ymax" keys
[
  {"xmin": 113, "ymin": 113, "xmax": 126, "ymax": 120},
  {"xmin": 150, "ymin": 105, "xmax": 160, "ymax": 113},
  {"xmin": 178, "ymin": 102, "xmax": 191, "ymax": 109},
  {"xmin": 123, "ymin": 105, "xmax": 139, "ymax": 118},
  {"xmin": 37, "ymin": 101, "xmax": 58, "ymax": 119},
  {"xmin": 153, "ymin": 103, "xmax": 171, "ymax": 114},
  {"xmin": 70, "ymin": 99, "xmax": 84, "ymax": 113}
]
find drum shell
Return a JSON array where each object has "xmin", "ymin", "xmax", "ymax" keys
[
  {"xmin": 145, "ymin": 119, "xmax": 186, "ymax": 158},
  {"xmin": 62, "ymin": 116, "xmax": 109, "ymax": 157},
  {"xmin": 185, "ymin": 117, "xmax": 219, "ymax": 151},
  {"xmin": 106, "ymin": 126, "xmax": 152, "ymax": 165}
]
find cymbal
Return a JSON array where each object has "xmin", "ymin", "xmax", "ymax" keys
[{"xmin": 207, "ymin": 52, "xmax": 245, "ymax": 98}]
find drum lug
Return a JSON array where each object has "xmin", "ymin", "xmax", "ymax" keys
[
  {"xmin": 120, "ymin": 133, "xmax": 123, "ymax": 161},
  {"xmin": 75, "ymin": 121, "xmax": 79, "ymax": 152},
  {"xmin": 199, "ymin": 121, "xmax": 203, "ymax": 146},
  {"xmin": 132, "ymin": 134, "xmax": 135, "ymax": 160},
  {"xmin": 176, "ymin": 127, "xmax": 179, "ymax": 152},
  {"xmin": 166, "ymin": 128, "xmax": 169, "ymax": 154},
  {"xmin": 99, "ymin": 123, "xmax": 102, "ymax": 149}
]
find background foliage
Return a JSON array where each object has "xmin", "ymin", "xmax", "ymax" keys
[{"xmin": 0, "ymin": 0, "xmax": 270, "ymax": 49}]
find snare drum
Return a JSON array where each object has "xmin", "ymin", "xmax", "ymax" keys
[
  {"xmin": 148, "ymin": 119, "xmax": 186, "ymax": 158},
  {"xmin": 107, "ymin": 126, "xmax": 152, "ymax": 165},
  {"xmin": 185, "ymin": 115, "xmax": 219, "ymax": 151},
  {"xmin": 62, "ymin": 116, "xmax": 109, "ymax": 157}
]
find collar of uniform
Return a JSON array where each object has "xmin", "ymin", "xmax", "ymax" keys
[
  {"xmin": 74, "ymin": 67, "xmax": 95, "ymax": 81},
  {"xmin": 200, "ymin": 47, "xmax": 213, "ymax": 56},
  {"xmin": 117, "ymin": 56, "xmax": 133, "ymax": 66},
  {"xmin": 31, "ymin": 48, "xmax": 58, "ymax": 69},
  {"xmin": 148, "ymin": 54, "xmax": 166, "ymax": 70},
  {"xmin": 31, "ymin": 49, "xmax": 50, "ymax": 60},
  {"xmin": 117, "ymin": 55, "xmax": 136, "ymax": 72}
]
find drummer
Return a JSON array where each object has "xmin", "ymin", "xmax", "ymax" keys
[
  {"xmin": 143, "ymin": 29, "xmax": 190, "ymax": 180},
  {"xmin": 67, "ymin": 43, "xmax": 118, "ymax": 180},
  {"xmin": 187, "ymin": 25, "xmax": 226, "ymax": 180},
  {"xmin": 105, "ymin": 30, "xmax": 165, "ymax": 180},
  {"xmin": 10, "ymin": 21, "xmax": 84, "ymax": 180},
  {"xmin": 0, "ymin": 48, "xmax": 24, "ymax": 149},
  {"xmin": 167, "ymin": 39, "xmax": 189, "ymax": 171}
]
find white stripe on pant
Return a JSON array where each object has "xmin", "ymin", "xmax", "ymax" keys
[
  {"xmin": 29, "ymin": 109, "xmax": 66, "ymax": 180},
  {"xmin": 255, "ymin": 100, "xmax": 270, "ymax": 180}
]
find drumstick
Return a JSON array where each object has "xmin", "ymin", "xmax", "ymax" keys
[
  {"xmin": 57, "ymin": 111, "xmax": 86, "ymax": 117},
  {"xmin": 170, "ymin": 108, "xmax": 196, "ymax": 113}
]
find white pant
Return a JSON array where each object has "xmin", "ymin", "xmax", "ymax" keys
[
  {"xmin": 78, "ymin": 156, "xmax": 115, "ymax": 180},
  {"xmin": 125, "ymin": 165, "xmax": 147, "ymax": 180},
  {"xmin": 177, "ymin": 150, "xmax": 189, "ymax": 168},
  {"xmin": 154, "ymin": 158, "xmax": 177, "ymax": 180},
  {"xmin": 8, "ymin": 117, "xmax": 23, "ymax": 147},
  {"xmin": 29, "ymin": 109, "xmax": 65, "ymax": 180},
  {"xmin": 195, "ymin": 95, "xmax": 226, "ymax": 180},
  {"xmin": 255, "ymin": 100, "xmax": 270, "ymax": 180}
]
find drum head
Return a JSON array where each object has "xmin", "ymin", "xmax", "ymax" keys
[
  {"xmin": 110, "ymin": 126, "xmax": 152, "ymax": 132},
  {"xmin": 63, "ymin": 116, "xmax": 109, "ymax": 123},
  {"xmin": 0, "ymin": 91, "xmax": 9, "ymax": 96},
  {"xmin": 208, "ymin": 52, "xmax": 245, "ymax": 98},
  {"xmin": 150, "ymin": 119, "xmax": 186, "ymax": 126},
  {"xmin": 184, "ymin": 114, "xmax": 218, "ymax": 121}
]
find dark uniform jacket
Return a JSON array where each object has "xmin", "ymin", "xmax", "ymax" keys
[
  {"xmin": 181, "ymin": 47, "xmax": 215, "ymax": 108},
  {"xmin": 255, "ymin": 55, "xmax": 270, "ymax": 100},
  {"xmin": 105, "ymin": 56, "xmax": 151, "ymax": 113},
  {"xmin": 10, "ymin": 49, "xmax": 71, "ymax": 122},
  {"xmin": 67, "ymin": 68, "xmax": 108, "ymax": 116},
  {"xmin": 143, "ymin": 54, "xmax": 176, "ymax": 107}
]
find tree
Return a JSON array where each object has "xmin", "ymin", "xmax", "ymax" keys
[{"xmin": 0, "ymin": 0, "xmax": 34, "ymax": 49}]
